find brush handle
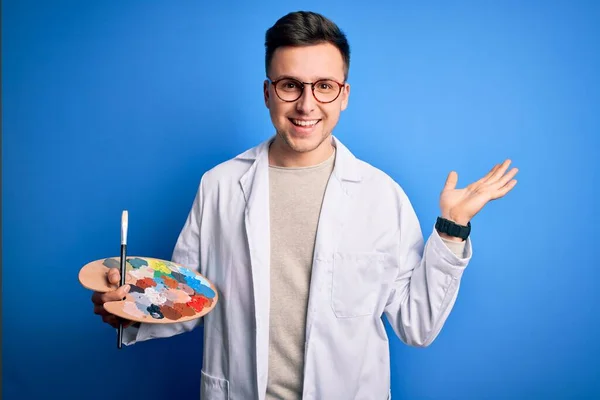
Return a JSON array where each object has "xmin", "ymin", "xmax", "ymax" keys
[
  {"xmin": 119, "ymin": 244, "xmax": 127, "ymax": 286},
  {"xmin": 117, "ymin": 244, "xmax": 127, "ymax": 349},
  {"xmin": 117, "ymin": 324, "xmax": 123, "ymax": 349}
]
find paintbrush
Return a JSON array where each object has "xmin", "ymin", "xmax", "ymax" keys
[{"xmin": 117, "ymin": 210, "xmax": 128, "ymax": 349}]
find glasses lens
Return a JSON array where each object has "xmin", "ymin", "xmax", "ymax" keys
[
  {"xmin": 313, "ymin": 80, "xmax": 341, "ymax": 103},
  {"xmin": 275, "ymin": 78, "xmax": 303, "ymax": 101}
]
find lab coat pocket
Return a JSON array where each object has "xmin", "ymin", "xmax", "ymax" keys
[
  {"xmin": 331, "ymin": 252, "xmax": 385, "ymax": 318},
  {"xmin": 200, "ymin": 370, "xmax": 229, "ymax": 400}
]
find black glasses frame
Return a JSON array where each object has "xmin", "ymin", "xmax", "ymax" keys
[{"xmin": 267, "ymin": 76, "xmax": 346, "ymax": 104}]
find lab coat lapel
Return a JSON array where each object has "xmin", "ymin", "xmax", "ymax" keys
[{"xmin": 239, "ymin": 139, "xmax": 272, "ymax": 400}]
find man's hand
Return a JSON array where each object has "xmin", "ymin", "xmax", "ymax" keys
[
  {"xmin": 91, "ymin": 267, "xmax": 134, "ymax": 329},
  {"xmin": 439, "ymin": 159, "xmax": 519, "ymax": 227}
]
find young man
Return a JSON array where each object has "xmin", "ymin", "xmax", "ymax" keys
[{"xmin": 92, "ymin": 11, "xmax": 518, "ymax": 399}]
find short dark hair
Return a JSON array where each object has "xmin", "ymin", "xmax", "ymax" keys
[{"xmin": 265, "ymin": 11, "xmax": 351, "ymax": 80}]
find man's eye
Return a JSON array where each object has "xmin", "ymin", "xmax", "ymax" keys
[
  {"xmin": 279, "ymin": 80, "xmax": 300, "ymax": 90},
  {"xmin": 316, "ymin": 81, "xmax": 335, "ymax": 91}
]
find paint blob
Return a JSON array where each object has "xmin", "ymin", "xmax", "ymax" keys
[
  {"xmin": 188, "ymin": 295, "xmax": 211, "ymax": 312},
  {"xmin": 129, "ymin": 258, "xmax": 148, "ymax": 269},
  {"xmin": 103, "ymin": 258, "xmax": 120, "ymax": 269},
  {"xmin": 165, "ymin": 289, "xmax": 192, "ymax": 303},
  {"xmin": 179, "ymin": 283, "xmax": 195, "ymax": 296},
  {"xmin": 129, "ymin": 285, "xmax": 145, "ymax": 294},
  {"xmin": 123, "ymin": 302, "xmax": 145, "ymax": 319},
  {"xmin": 173, "ymin": 302, "xmax": 197, "ymax": 317},
  {"xmin": 136, "ymin": 277, "xmax": 157, "ymax": 289},
  {"xmin": 159, "ymin": 304, "xmax": 182, "ymax": 320},
  {"xmin": 147, "ymin": 304, "xmax": 164, "ymax": 319}
]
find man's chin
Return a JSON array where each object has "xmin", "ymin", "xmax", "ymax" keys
[{"xmin": 282, "ymin": 131, "xmax": 328, "ymax": 153}]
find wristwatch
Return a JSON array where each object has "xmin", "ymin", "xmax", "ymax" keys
[{"xmin": 435, "ymin": 217, "xmax": 471, "ymax": 240}]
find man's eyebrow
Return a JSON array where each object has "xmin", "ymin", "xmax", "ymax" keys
[{"xmin": 272, "ymin": 74, "xmax": 342, "ymax": 82}]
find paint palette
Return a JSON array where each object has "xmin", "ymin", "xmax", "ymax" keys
[{"xmin": 79, "ymin": 257, "xmax": 218, "ymax": 324}]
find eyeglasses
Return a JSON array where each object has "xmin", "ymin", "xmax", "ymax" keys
[{"xmin": 267, "ymin": 76, "xmax": 345, "ymax": 104}]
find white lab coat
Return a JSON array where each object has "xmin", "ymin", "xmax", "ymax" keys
[{"xmin": 124, "ymin": 136, "xmax": 472, "ymax": 400}]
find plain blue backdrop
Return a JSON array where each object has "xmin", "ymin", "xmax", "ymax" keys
[{"xmin": 3, "ymin": 1, "xmax": 599, "ymax": 399}]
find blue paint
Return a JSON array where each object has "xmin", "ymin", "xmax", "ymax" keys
[
  {"xmin": 153, "ymin": 282, "xmax": 167, "ymax": 293},
  {"xmin": 102, "ymin": 258, "xmax": 119, "ymax": 268},
  {"xmin": 177, "ymin": 267, "xmax": 196, "ymax": 278},
  {"xmin": 128, "ymin": 258, "xmax": 148, "ymax": 269},
  {"xmin": 184, "ymin": 276, "xmax": 215, "ymax": 298},
  {"xmin": 147, "ymin": 304, "xmax": 164, "ymax": 319}
]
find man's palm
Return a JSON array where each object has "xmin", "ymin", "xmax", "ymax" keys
[{"xmin": 440, "ymin": 159, "xmax": 519, "ymax": 224}]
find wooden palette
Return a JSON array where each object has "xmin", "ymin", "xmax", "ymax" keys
[{"xmin": 79, "ymin": 256, "xmax": 218, "ymax": 324}]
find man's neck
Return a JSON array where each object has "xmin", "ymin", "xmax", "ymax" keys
[{"xmin": 268, "ymin": 136, "xmax": 335, "ymax": 168}]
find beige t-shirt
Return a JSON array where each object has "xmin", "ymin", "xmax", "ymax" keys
[
  {"xmin": 265, "ymin": 150, "xmax": 466, "ymax": 399},
  {"xmin": 266, "ymin": 150, "xmax": 336, "ymax": 399}
]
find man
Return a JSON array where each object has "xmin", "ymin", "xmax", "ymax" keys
[{"xmin": 92, "ymin": 11, "xmax": 518, "ymax": 400}]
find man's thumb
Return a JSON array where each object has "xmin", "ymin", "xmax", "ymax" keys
[{"xmin": 443, "ymin": 171, "xmax": 458, "ymax": 191}]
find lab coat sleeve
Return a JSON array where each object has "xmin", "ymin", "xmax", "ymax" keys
[
  {"xmin": 383, "ymin": 190, "xmax": 472, "ymax": 347},
  {"xmin": 122, "ymin": 176, "xmax": 206, "ymax": 346}
]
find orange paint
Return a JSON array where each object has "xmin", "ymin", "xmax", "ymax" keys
[
  {"xmin": 173, "ymin": 302, "xmax": 197, "ymax": 317},
  {"xmin": 136, "ymin": 277, "xmax": 156, "ymax": 289},
  {"xmin": 162, "ymin": 276, "xmax": 179, "ymax": 289}
]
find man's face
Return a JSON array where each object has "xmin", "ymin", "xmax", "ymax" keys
[{"xmin": 264, "ymin": 43, "xmax": 350, "ymax": 154}]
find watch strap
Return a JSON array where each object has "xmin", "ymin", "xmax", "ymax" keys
[{"xmin": 435, "ymin": 217, "xmax": 471, "ymax": 240}]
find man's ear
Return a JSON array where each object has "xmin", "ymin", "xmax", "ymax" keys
[
  {"xmin": 341, "ymin": 83, "xmax": 351, "ymax": 111},
  {"xmin": 264, "ymin": 80, "xmax": 270, "ymax": 109}
]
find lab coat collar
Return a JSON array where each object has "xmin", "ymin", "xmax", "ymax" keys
[{"xmin": 235, "ymin": 134, "xmax": 363, "ymax": 183}]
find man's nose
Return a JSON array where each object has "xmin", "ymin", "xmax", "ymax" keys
[{"xmin": 295, "ymin": 85, "xmax": 316, "ymax": 114}]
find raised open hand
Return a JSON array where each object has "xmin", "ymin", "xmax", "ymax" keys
[{"xmin": 439, "ymin": 159, "xmax": 518, "ymax": 226}]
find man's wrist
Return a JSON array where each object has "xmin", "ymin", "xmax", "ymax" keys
[
  {"xmin": 438, "ymin": 232, "xmax": 465, "ymax": 242},
  {"xmin": 442, "ymin": 213, "xmax": 470, "ymax": 227},
  {"xmin": 436, "ymin": 216, "xmax": 471, "ymax": 241}
]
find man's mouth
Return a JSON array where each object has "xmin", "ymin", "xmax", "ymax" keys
[{"xmin": 289, "ymin": 118, "xmax": 321, "ymax": 127}]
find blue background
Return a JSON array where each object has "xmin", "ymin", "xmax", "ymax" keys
[{"xmin": 3, "ymin": 1, "xmax": 599, "ymax": 399}]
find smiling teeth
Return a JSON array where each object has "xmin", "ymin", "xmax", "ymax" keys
[{"xmin": 292, "ymin": 119, "xmax": 319, "ymax": 126}]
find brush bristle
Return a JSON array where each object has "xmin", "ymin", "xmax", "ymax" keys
[{"xmin": 121, "ymin": 210, "xmax": 128, "ymax": 245}]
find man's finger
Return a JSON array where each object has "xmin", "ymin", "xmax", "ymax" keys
[
  {"xmin": 492, "ymin": 167, "xmax": 519, "ymax": 189},
  {"xmin": 443, "ymin": 171, "xmax": 458, "ymax": 191},
  {"xmin": 492, "ymin": 179, "xmax": 518, "ymax": 200},
  {"xmin": 488, "ymin": 159, "xmax": 512, "ymax": 184},
  {"xmin": 101, "ymin": 285, "xmax": 131, "ymax": 303},
  {"xmin": 476, "ymin": 163, "xmax": 499, "ymax": 184},
  {"xmin": 107, "ymin": 268, "xmax": 121, "ymax": 285}
]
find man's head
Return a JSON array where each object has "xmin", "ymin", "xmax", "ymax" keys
[{"xmin": 264, "ymin": 11, "xmax": 351, "ymax": 164}]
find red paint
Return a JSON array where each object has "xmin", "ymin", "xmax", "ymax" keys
[
  {"xmin": 136, "ymin": 277, "xmax": 156, "ymax": 289},
  {"xmin": 187, "ymin": 295, "xmax": 210, "ymax": 312}
]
